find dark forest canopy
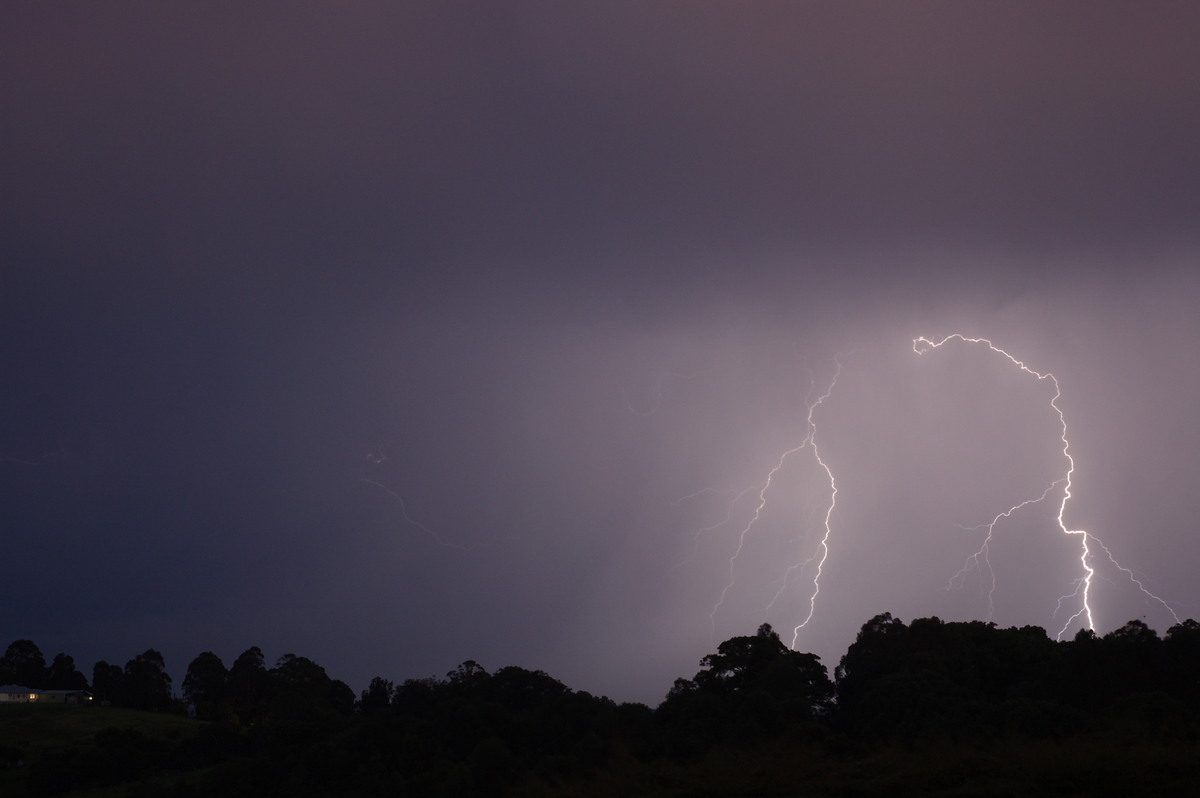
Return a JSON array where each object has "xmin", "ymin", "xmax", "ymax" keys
[
  {"xmin": 7, "ymin": 614, "xmax": 1200, "ymax": 718},
  {"xmin": 4, "ymin": 615, "xmax": 1200, "ymax": 796}
]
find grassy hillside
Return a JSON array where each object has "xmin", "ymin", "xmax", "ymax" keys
[
  {"xmin": 0, "ymin": 704, "xmax": 201, "ymax": 749},
  {"xmin": 0, "ymin": 704, "xmax": 206, "ymax": 797}
]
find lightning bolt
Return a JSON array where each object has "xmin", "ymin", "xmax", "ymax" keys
[
  {"xmin": 787, "ymin": 361, "xmax": 840, "ymax": 649},
  {"xmin": 914, "ymin": 334, "xmax": 1177, "ymax": 639},
  {"xmin": 362, "ymin": 467, "xmax": 468, "ymax": 551},
  {"xmin": 362, "ymin": 477, "xmax": 469, "ymax": 550},
  {"xmin": 670, "ymin": 485, "xmax": 758, "ymax": 574},
  {"xmin": 946, "ymin": 480, "xmax": 1063, "ymax": 620},
  {"xmin": 706, "ymin": 360, "xmax": 843, "ymax": 648}
]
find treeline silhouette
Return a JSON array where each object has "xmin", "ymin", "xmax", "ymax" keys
[{"xmin": 5, "ymin": 614, "xmax": 1200, "ymax": 796}]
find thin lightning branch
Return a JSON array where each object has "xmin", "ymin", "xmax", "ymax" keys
[
  {"xmin": 708, "ymin": 445, "xmax": 810, "ymax": 643},
  {"xmin": 1090, "ymin": 535, "xmax": 1181, "ymax": 625},
  {"xmin": 947, "ymin": 481, "xmax": 1064, "ymax": 620},
  {"xmin": 670, "ymin": 486, "xmax": 758, "ymax": 573},
  {"xmin": 765, "ymin": 548, "xmax": 821, "ymax": 619},
  {"xmin": 788, "ymin": 360, "xmax": 841, "ymax": 649},
  {"xmin": 914, "ymin": 334, "xmax": 1177, "ymax": 639},
  {"xmin": 361, "ymin": 477, "xmax": 469, "ymax": 551},
  {"xmin": 703, "ymin": 360, "xmax": 843, "ymax": 647},
  {"xmin": 1054, "ymin": 578, "xmax": 1087, "ymax": 624},
  {"xmin": 671, "ymin": 486, "xmax": 749, "ymax": 507},
  {"xmin": 947, "ymin": 520, "xmax": 997, "ymax": 608}
]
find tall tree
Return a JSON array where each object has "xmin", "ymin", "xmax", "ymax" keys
[
  {"xmin": 91, "ymin": 661, "xmax": 124, "ymax": 705},
  {"xmin": 1, "ymin": 639, "xmax": 48, "ymax": 687},
  {"xmin": 123, "ymin": 649, "xmax": 173, "ymax": 711},
  {"xmin": 47, "ymin": 652, "xmax": 88, "ymax": 690},
  {"xmin": 359, "ymin": 676, "xmax": 394, "ymax": 710},
  {"xmin": 270, "ymin": 653, "xmax": 355, "ymax": 724},
  {"xmin": 182, "ymin": 652, "xmax": 228, "ymax": 719},
  {"xmin": 226, "ymin": 646, "xmax": 270, "ymax": 724},
  {"xmin": 1165, "ymin": 619, "xmax": 1200, "ymax": 709},
  {"xmin": 658, "ymin": 624, "xmax": 834, "ymax": 748}
]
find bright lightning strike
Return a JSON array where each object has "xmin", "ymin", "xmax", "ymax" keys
[
  {"xmin": 914, "ymin": 334, "xmax": 1177, "ymax": 639},
  {"xmin": 705, "ymin": 360, "xmax": 843, "ymax": 649},
  {"xmin": 788, "ymin": 361, "xmax": 840, "ymax": 649}
]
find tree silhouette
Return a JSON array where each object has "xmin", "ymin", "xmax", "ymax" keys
[
  {"xmin": 12, "ymin": 613, "xmax": 1200, "ymax": 796},
  {"xmin": 834, "ymin": 614, "xmax": 1068, "ymax": 740},
  {"xmin": 182, "ymin": 651, "xmax": 229, "ymax": 720},
  {"xmin": 91, "ymin": 660, "xmax": 124, "ymax": 705},
  {"xmin": 226, "ymin": 646, "xmax": 270, "ymax": 724},
  {"xmin": 47, "ymin": 652, "xmax": 88, "ymax": 690},
  {"xmin": 1, "ymin": 639, "xmax": 48, "ymax": 688},
  {"xmin": 358, "ymin": 676, "xmax": 394, "ymax": 710},
  {"xmin": 123, "ymin": 649, "xmax": 173, "ymax": 711},
  {"xmin": 1165, "ymin": 619, "xmax": 1200, "ymax": 713},
  {"xmin": 268, "ymin": 653, "xmax": 355, "ymax": 725},
  {"xmin": 659, "ymin": 624, "xmax": 834, "ymax": 751}
]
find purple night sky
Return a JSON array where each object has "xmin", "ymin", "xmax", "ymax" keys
[{"xmin": 3, "ymin": 2, "xmax": 1199, "ymax": 705}]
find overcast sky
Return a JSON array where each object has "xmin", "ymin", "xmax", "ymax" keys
[{"xmin": 4, "ymin": 2, "xmax": 1199, "ymax": 705}]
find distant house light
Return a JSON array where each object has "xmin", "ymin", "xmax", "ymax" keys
[{"xmin": 0, "ymin": 685, "xmax": 93, "ymax": 705}]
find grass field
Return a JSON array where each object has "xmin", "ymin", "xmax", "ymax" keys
[
  {"xmin": 0, "ymin": 704, "xmax": 206, "ymax": 797},
  {"xmin": 0, "ymin": 703, "xmax": 202, "ymax": 750}
]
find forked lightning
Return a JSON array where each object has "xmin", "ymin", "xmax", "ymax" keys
[{"xmin": 914, "ymin": 334, "xmax": 1178, "ymax": 638}]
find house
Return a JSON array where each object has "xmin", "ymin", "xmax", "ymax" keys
[
  {"xmin": 39, "ymin": 689, "xmax": 93, "ymax": 704},
  {"xmin": 0, "ymin": 685, "xmax": 92, "ymax": 705},
  {"xmin": 0, "ymin": 685, "xmax": 35, "ymax": 703}
]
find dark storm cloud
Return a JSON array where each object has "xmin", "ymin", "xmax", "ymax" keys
[{"xmin": 3, "ymin": 2, "xmax": 1199, "ymax": 704}]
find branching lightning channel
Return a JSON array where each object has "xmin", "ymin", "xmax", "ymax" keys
[
  {"xmin": 946, "ymin": 480, "xmax": 1063, "ymax": 620},
  {"xmin": 671, "ymin": 486, "xmax": 758, "ymax": 574},
  {"xmin": 914, "ymin": 334, "xmax": 1177, "ymax": 639},
  {"xmin": 706, "ymin": 360, "xmax": 843, "ymax": 648},
  {"xmin": 787, "ymin": 360, "xmax": 840, "ymax": 649}
]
